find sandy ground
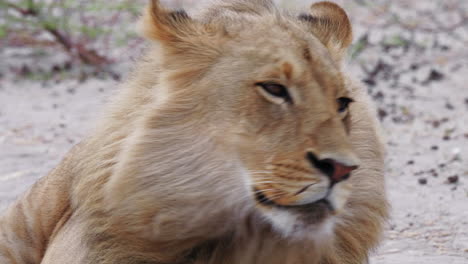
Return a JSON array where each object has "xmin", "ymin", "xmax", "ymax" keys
[{"xmin": 1, "ymin": 0, "xmax": 467, "ymax": 263}]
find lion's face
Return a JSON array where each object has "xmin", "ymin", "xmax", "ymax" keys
[
  {"xmin": 208, "ymin": 27, "xmax": 359, "ymax": 238},
  {"xmin": 141, "ymin": 0, "xmax": 360, "ymax": 238}
]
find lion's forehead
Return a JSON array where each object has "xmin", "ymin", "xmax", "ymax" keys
[{"xmin": 226, "ymin": 24, "xmax": 343, "ymax": 88}]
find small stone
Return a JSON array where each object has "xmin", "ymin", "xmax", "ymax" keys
[
  {"xmin": 440, "ymin": 45, "xmax": 450, "ymax": 51},
  {"xmin": 374, "ymin": 91, "xmax": 385, "ymax": 100},
  {"xmin": 431, "ymin": 145, "xmax": 439, "ymax": 151},
  {"xmin": 447, "ymin": 175, "xmax": 459, "ymax": 184},
  {"xmin": 407, "ymin": 160, "xmax": 414, "ymax": 165},
  {"xmin": 429, "ymin": 169, "xmax": 438, "ymax": 177},
  {"xmin": 378, "ymin": 108, "xmax": 388, "ymax": 120},
  {"xmin": 51, "ymin": 64, "xmax": 61, "ymax": 73},
  {"xmin": 418, "ymin": 178, "xmax": 427, "ymax": 185},
  {"xmin": 445, "ymin": 103, "xmax": 455, "ymax": 110},
  {"xmin": 426, "ymin": 69, "xmax": 445, "ymax": 82},
  {"xmin": 410, "ymin": 63, "xmax": 419, "ymax": 70},
  {"xmin": 363, "ymin": 78, "xmax": 376, "ymax": 86}
]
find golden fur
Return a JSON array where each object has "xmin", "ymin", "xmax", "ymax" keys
[{"xmin": 0, "ymin": 1, "xmax": 388, "ymax": 263}]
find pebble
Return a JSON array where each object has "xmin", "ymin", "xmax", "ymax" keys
[
  {"xmin": 378, "ymin": 108, "xmax": 388, "ymax": 120},
  {"xmin": 447, "ymin": 175, "xmax": 459, "ymax": 184}
]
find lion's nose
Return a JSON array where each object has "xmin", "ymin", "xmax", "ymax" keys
[{"xmin": 306, "ymin": 152, "xmax": 358, "ymax": 183}]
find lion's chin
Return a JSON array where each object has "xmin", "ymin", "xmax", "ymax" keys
[
  {"xmin": 261, "ymin": 205, "xmax": 337, "ymax": 242},
  {"xmin": 255, "ymin": 181, "xmax": 352, "ymax": 241}
]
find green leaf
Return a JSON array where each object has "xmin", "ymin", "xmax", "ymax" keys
[
  {"xmin": 383, "ymin": 35, "xmax": 408, "ymax": 47},
  {"xmin": 349, "ymin": 35, "xmax": 369, "ymax": 60},
  {"xmin": 0, "ymin": 25, "xmax": 7, "ymax": 38},
  {"xmin": 77, "ymin": 25, "xmax": 108, "ymax": 39}
]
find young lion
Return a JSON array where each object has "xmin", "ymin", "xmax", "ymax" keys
[{"xmin": 0, "ymin": 0, "xmax": 388, "ymax": 263}]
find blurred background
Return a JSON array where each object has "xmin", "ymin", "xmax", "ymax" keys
[{"xmin": 0, "ymin": 0, "xmax": 467, "ymax": 263}]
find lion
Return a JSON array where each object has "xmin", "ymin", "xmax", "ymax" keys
[{"xmin": 0, "ymin": 0, "xmax": 388, "ymax": 263}]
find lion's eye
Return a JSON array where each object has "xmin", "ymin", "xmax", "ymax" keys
[
  {"xmin": 337, "ymin": 97, "xmax": 353, "ymax": 113},
  {"xmin": 256, "ymin": 82, "xmax": 292, "ymax": 103}
]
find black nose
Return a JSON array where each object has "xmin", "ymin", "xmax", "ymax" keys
[{"xmin": 306, "ymin": 152, "xmax": 358, "ymax": 183}]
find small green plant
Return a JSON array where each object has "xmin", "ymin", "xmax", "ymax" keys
[
  {"xmin": 0, "ymin": 0, "xmax": 145, "ymax": 69},
  {"xmin": 349, "ymin": 34, "xmax": 369, "ymax": 60}
]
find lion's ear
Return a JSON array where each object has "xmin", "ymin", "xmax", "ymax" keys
[
  {"xmin": 299, "ymin": 1, "xmax": 353, "ymax": 62},
  {"xmin": 139, "ymin": 0, "xmax": 195, "ymax": 45}
]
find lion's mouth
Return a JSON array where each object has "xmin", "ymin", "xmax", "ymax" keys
[{"xmin": 253, "ymin": 188, "xmax": 334, "ymax": 212}]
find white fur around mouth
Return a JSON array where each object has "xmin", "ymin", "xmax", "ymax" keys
[
  {"xmin": 253, "ymin": 179, "xmax": 352, "ymax": 239},
  {"xmin": 261, "ymin": 203, "xmax": 337, "ymax": 240}
]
